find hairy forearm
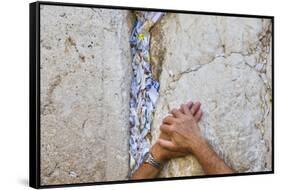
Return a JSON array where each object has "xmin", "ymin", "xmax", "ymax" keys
[{"xmin": 192, "ymin": 140, "xmax": 234, "ymax": 175}]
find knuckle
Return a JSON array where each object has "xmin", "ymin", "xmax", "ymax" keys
[
  {"xmin": 174, "ymin": 119, "xmax": 180, "ymax": 125},
  {"xmin": 171, "ymin": 108, "xmax": 177, "ymax": 113},
  {"xmin": 179, "ymin": 117, "xmax": 186, "ymax": 124},
  {"xmin": 163, "ymin": 116, "xmax": 169, "ymax": 122},
  {"xmin": 166, "ymin": 116, "xmax": 172, "ymax": 122},
  {"xmin": 170, "ymin": 126, "xmax": 176, "ymax": 133},
  {"xmin": 185, "ymin": 115, "xmax": 192, "ymax": 120},
  {"xmin": 167, "ymin": 115, "xmax": 172, "ymax": 119},
  {"xmin": 183, "ymin": 117, "xmax": 189, "ymax": 122},
  {"xmin": 179, "ymin": 118, "xmax": 185, "ymax": 124}
]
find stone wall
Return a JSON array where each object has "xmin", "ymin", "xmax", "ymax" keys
[
  {"xmin": 150, "ymin": 13, "xmax": 272, "ymax": 176},
  {"xmin": 40, "ymin": 5, "xmax": 133, "ymax": 185},
  {"xmin": 39, "ymin": 5, "xmax": 272, "ymax": 185}
]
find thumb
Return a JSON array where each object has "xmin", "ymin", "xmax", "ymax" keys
[{"xmin": 157, "ymin": 139, "xmax": 177, "ymax": 151}]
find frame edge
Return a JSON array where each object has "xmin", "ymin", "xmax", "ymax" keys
[
  {"xmin": 29, "ymin": 1, "xmax": 41, "ymax": 189},
  {"xmin": 30, "ymin": 1, "xmax": 275, "ymax": 188}
]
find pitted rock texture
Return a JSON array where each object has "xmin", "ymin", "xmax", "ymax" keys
[
  {"xmin": 150, "ymin": 14, "xmax": 272, "ymax": 177},
  {"xmin": 40, "ymin": 5, "xmax": 272, "ymax": 183},
  {"xmin": 40, "ymin": 5, "xmax": 133, "ymax": 185}
]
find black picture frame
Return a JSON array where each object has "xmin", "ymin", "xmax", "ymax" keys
[{"xmin": 29, "ymin": 1, "xmax": 274, "ymax": 189}]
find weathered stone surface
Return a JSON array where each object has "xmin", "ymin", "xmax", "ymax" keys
[
  {"xmin": 40, "ymin": 5, "xmax": 272, "ymax": 184},
  {"xmin": 40, "ymin": 5, "xmax": 133, "ymax": 185},
  {"xmin": 150, "ymin": 14, "xmax": 272, "ymax": 176}
]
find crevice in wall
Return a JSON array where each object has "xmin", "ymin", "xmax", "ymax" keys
[{"xmin": 128, "ymin": 11, "xmax": 165, "ymax": 175}]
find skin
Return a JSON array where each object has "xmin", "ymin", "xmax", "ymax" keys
[{"xmin": 130, "ymin": 101, "xmax": 234, "ymax": 180}]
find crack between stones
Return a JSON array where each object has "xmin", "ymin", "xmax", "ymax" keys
[{"xmin": 128, "ymin": 11, "xmax": 165, "ymax": 175}]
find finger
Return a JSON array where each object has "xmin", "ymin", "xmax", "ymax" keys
[
  {"xmin": 157, "ymin": 139, "xmax": 177, "ymax": 151},
  {"xmin": 171, "ymin": 108, "xmax": 184, "ymax": 118},
  {"xmin": 162, "ymin": 115, "xmax": 177, "ymax": 124},
  {"xmin": 180, "ymin": 101, "xmax": 193, "ymax": 113},
  {"xmin": 159, "ymin": 132, "xmax": 170, "ymax": 140},
  {"xmin": 186, "ymin": 101, "xmax": 193, "ymax": 109},
  {"xmin": 160, "ymin": 124, "xmax": 173, "ymax": 135},
  {"xmin": 194, "ymin": 109, "xmax": 203, "ymax": 122},
  {"xmin": 190, "ymin": 102, "xmax": 201, "ymax": 115},
  {"xmin": 179, "ymin": 106, "xmax": 183, "ymax": 113},
  {"xmin": 180, "ymin": 103, "xmax": 192, "ymax": 116}
]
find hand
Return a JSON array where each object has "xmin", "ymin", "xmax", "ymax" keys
[
  {"xmin": 157, "ymin": 101, "xmax": 206, "ymax": 155},
  {"xmin": 150, "ymin": 101, "xmax": 203, "ymax": 162},
  {"xmin": 150, "ymin": 131, "xmax": 186, "ymax": 163}
]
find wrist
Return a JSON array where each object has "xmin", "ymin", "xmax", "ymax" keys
[
  {"xmin": 150, "ymin": 143, "xmax": 168, "ymax": 163},
  {"xmin": 190, "ymin": 137, "xmax": 209, "ymax": 156}
]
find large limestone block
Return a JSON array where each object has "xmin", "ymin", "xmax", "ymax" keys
[
  {"xmin": 40, "ymin": 5, "xmax": 132, "ymax": 185},
  {"xmin": 150, "ymin": 14, "xmax": 272, "ymax": 176}
]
